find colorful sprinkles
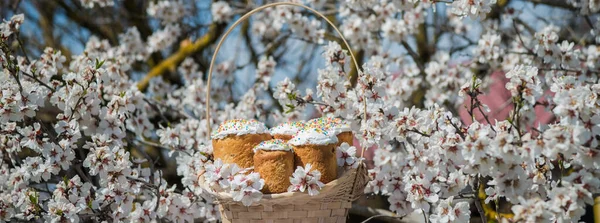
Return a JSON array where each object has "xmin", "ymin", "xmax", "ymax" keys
[
  {"xmin": 288, "ymin": 127, "xmax": 338, "ymax": 146},
  {"xmin": 269, "ymin": 121, "xmax": 305, "ymax": 136},
  {"xmin": 211, "ymin": 119, "xmax": 269, "ymax": 139},
  {"xmin": 253, "ymin": 139, "xmax": 293, "ymax": 153},
  {"xmin": 306, "ymin": 117, "xmax": 351, "ymax": 135},
  {"xmin": 213, "ymin": 117, "xmax": 349, "ymax": 144}
]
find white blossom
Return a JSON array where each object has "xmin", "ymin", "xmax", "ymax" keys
[
  {"xmin": 429, "ymin": 197, "xmax": 471, "ymax": 223},
  {"xmin": 147, "ymin": 0, "xmax": 186, "ymax": 24},
  {"xmin": 212, "ymin": 1, "xmax": 233, "ymax": 23},
  {"xmin": 79, "ymin": 0, "xmax": 114, "ymax": 8},
  {"xmin": 288, "ymin": 164, "xmax": 326, "ymax": 196},
  {"xmin": 0, "ymin": 14, "xmax": 24, "ymax": 38},
  {"xmin": 336, "ymin": 142, "xmax": 361, "ymax": 169},
  {"xmin": 451, "ymin": 0, "xmax": 497, "ymax": 19}
]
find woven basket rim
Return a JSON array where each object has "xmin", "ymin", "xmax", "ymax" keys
[{"xmin": 199, "ymin": 164, "xmax": 368, "ymax": 205}]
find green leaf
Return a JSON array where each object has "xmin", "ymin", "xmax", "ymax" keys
[
  {"xmin": 284, "ymin": 104, "xmax": 296, "ymax": 114},
  {"xmin": 287, "ymin": 93, "xmax": 297, "ymax": 100},
  {"xmin": 28, "ymin": 194, "xmax": 38, "ymax": 204},
  {"xmin": 95, "ymin": 58, "xmax": 105, "ymax": 69}
]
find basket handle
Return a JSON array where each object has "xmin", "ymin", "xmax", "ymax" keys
[{"xmin": 205, "ymin": 2, "xmax": 367, "ymax": 158}]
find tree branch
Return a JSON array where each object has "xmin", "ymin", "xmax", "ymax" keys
[
  {"xmin": 56, "ymin": 0, "xmax": 118, "ymax": 43},
  {"xmin": 525, "ymin": 0, "xmax": 577, "ymax": 10},
  {"xmin": 401, "ymin": 41, "xmax": 425, "ymax": 75},
  {"xmin": 350, "ymin": 204, "xmax": 403, "ymax": 223},
  {"xmin": 137, "ymin": 24, "xmax": 223, "ymax": 90}
]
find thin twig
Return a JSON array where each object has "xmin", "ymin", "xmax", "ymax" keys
[
  {"xmin": 16, "ymin": 33, "xmax": 31, "ymax": 64},
  {"xmin": 155, "ymin": 170, "xmax": 162, "ymax": 212},
  {"xmin": 10, "ymin": 71, "xmax": 25, "ymax": 95},
  {"xmin": 144, "ymin": 97, "xmax": 196, "ymax": 120},
  {"xmin": 473, "ymin": 176, "xmax": 488, "ymax": 223},
  {"xmin": 74, "ymin": 162, "xmax": 96, "ymax": 192},
  {"xmin": 360, "ymin": 214, "xmax": 403, "ymax": 223},
  {"xmin": 514, "ymin": 18, "xmax": 536, "ymax": 35},
  {"xmin": 422, "ymin": 210, "xmax": 430, "ymax": 223},
  {"xmin": 303, "ymin": 99, "xmax": 332, "ymax": 108},
  {"xmin": 21, "ymin": 71, "xmax": 55, "ymax": 91},
  {"xmin": 512, "ymin": 20, "xmax": 535, "ymax": 55},
  {"xmin": 408, "ymin": 129, "xmax": 431, "ymax": 137},
  {"xmin": 135, "ymin": 138, "xmax": 170, "ymax": 150},
  {"xmin": 351, "ymin": 204, "xmax": 403, "ymax": 223},
  {"xmin": 585, "ymin": 15, "xmax": 596, "ymax": 31},
  {"xmin": 539, "ymin": 67, "xmax": 599, "ymax": 74},
  {"xmin": 143, "ymin": 97, "xmax": 171, "ymax": 126},
  {"xmin": 507, "ymin": 51, "xmax": 535, "ymax": 56},
  {"xmin": 131, "ymin": 144, "xmax": 157, "ymax": 186},
  {"xmin": 401, "ymin": 41, "xmax": 425, "ymax": 74},
  {"xmin": 476, "ymin": 102, "xmax": 497, "ymax": 133}
]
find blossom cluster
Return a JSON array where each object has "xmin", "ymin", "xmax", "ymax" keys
[
  {"xmin": 78, "ymin": 0, "xmax": 113, "ymax": 8},
  {"xmin": 147, "ymin": 0, "xmax": 187, "ymax": 24},
  {"xmin": 203, "ymin": 159, "xmax": 265, "ymax": 206},
  {"xmin": 246, "ymin": 3, "xmax": 326, "ymax": 43},
  {"xmin": 0, "ymin": 8, "xmax": 211, "ymax": 222},
  {"xmin": 336, "ymin": 142, "xmax": 362, "ymax": 169},
  {"xmin": 268, "ymin": 4, "xmax": 599, "ymax": 221},
  {"xmin": 0, "ymin": 14, "xmax": 23, "ymax": 38},
  {"xmin": 287, "ymin": 164, "xmax": 326, "ymax": 196}
]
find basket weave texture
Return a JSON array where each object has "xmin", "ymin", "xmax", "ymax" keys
[
  {"xmin": 219, "ymin": 201, "xmax": 352, "ymax": 223},
  {"xmin": 212, "ymin": 165, "xmax": 369, "ymax": 223}
]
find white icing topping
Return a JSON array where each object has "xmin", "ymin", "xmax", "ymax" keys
[
  {"xmin": 306, "ymin": 117, "xmax": 352, "ymax": 135},
  {"xmin": 270, "ymin": 121, "xmax": 305, "ymax": 136},
  {"xmin": 253, "ymin": 139, "xmax": 293, "ymax": 153},
  {"xmin": 211, "ymin": 119, "xmax": 268, "ymax": 139},
  {"xmin": 327, "ymin": 123, "xmax": 352, "ymax": 135},
  {"xmin": 289, "ymin": 128, "xmax": 338, "ymax": 146}
]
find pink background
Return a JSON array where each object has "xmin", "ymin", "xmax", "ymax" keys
[{"xmin": 356, "ymin": 71, "xmax": 554, "ymax": 166}]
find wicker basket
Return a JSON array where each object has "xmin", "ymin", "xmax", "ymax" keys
[
  {"xmin": 203, "ymin": 2, "xmax": 368, "ymax": 223},
  {"xmin": 204, "ymin": 166, "xmax": 369, "ymax": 223}
]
